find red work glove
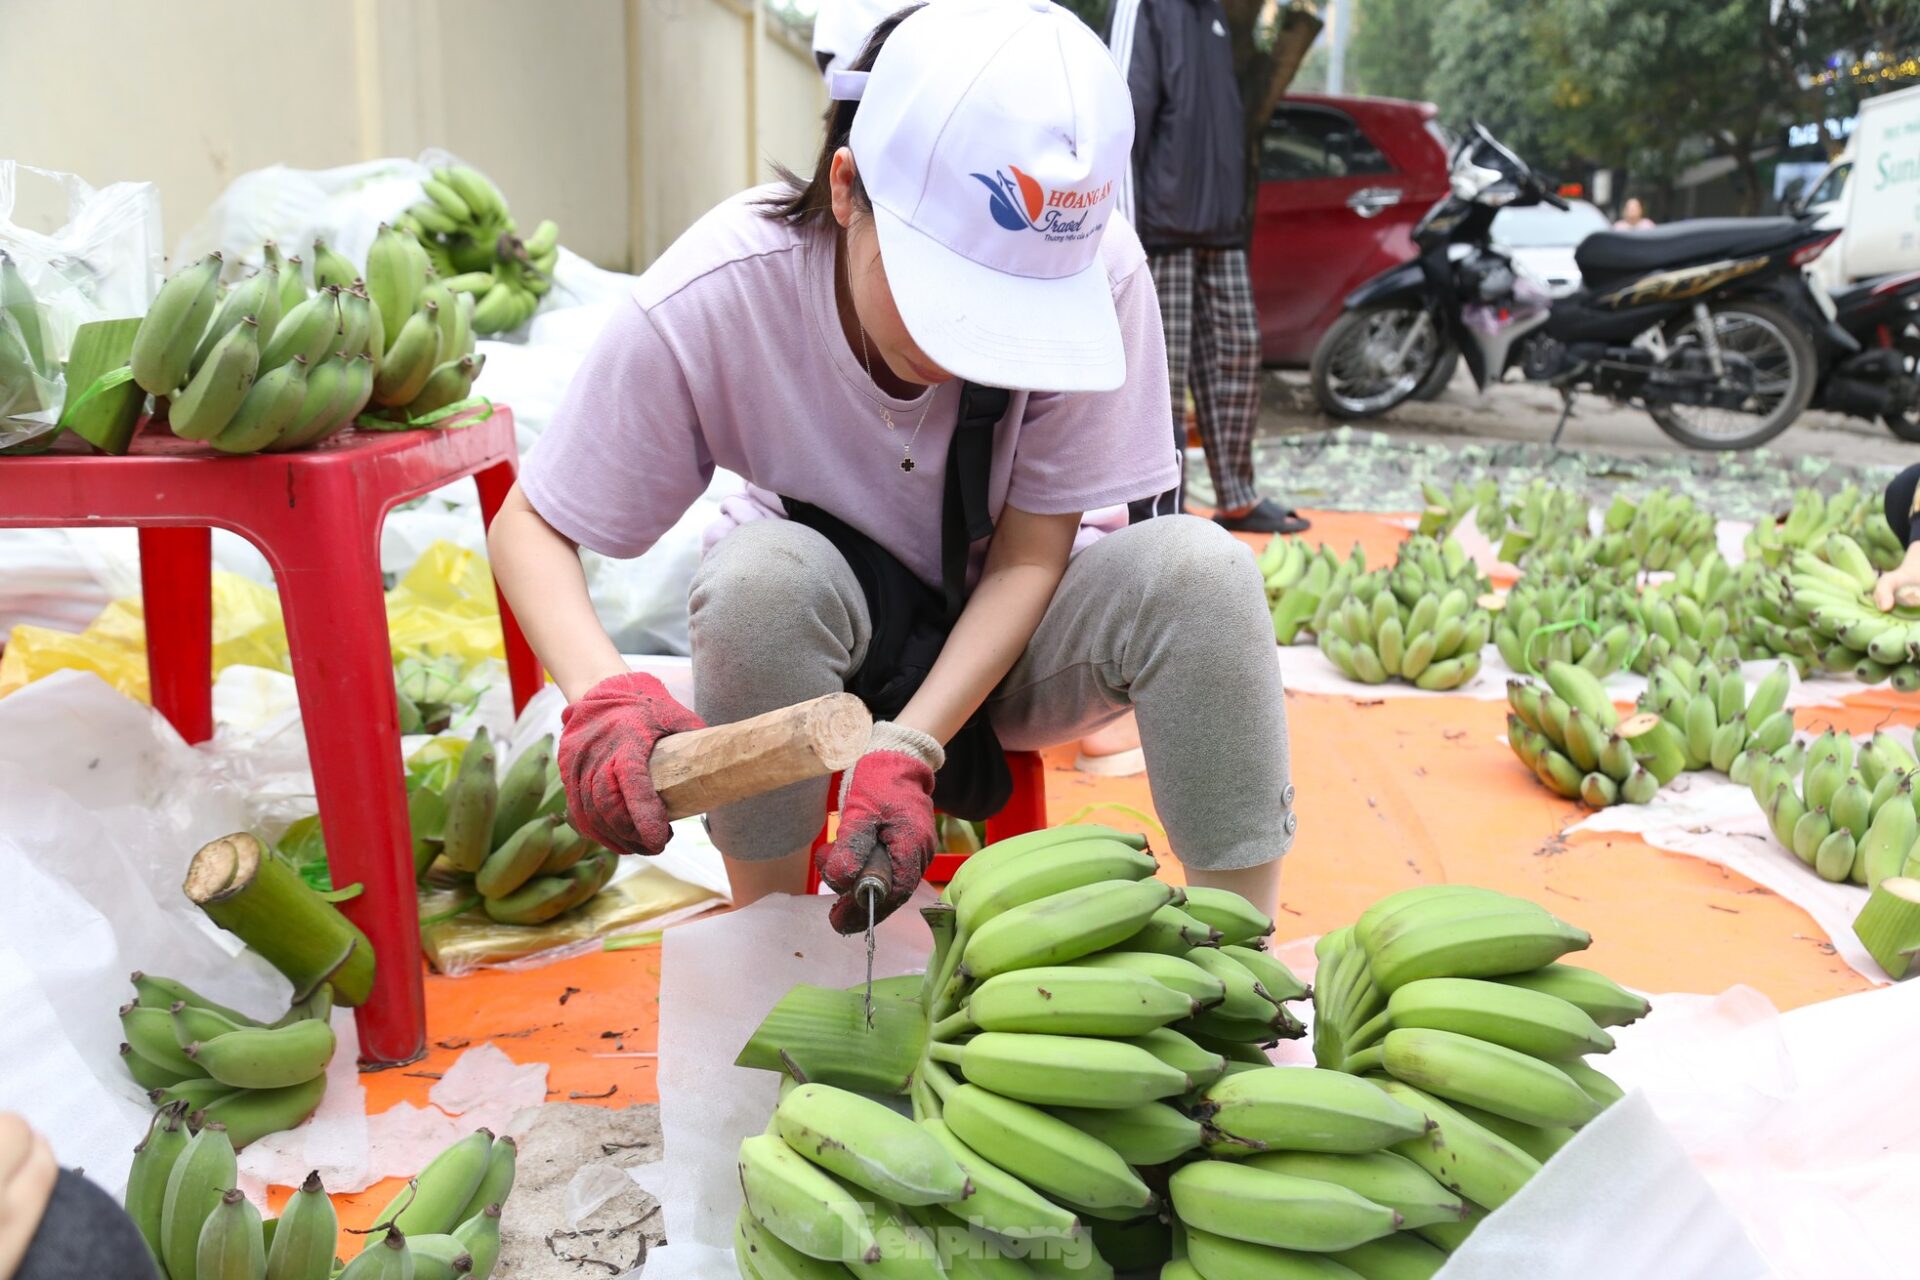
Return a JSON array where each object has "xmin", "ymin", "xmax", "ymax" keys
[
  {"xmin": 819, "ymin": 722, "xmax": 945, "ymax": 935},
  {"xmin": 558, "ymin": 672, "xmax": 706, "ymax": 856}
]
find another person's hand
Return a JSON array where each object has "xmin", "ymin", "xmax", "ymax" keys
[
  {"xmin": 1873, "ymin": 544, "xmax": 1920, "ymax": 612},
  {"xmin": 818, "ymin": 723, "xmax": 944, "ymax": 935},
  {"xmin": 558, "ymin": 672, "xmax": 707, "ymax": 856},
  {"xmin": 0, "ymin": 1114, "xmax": 57, "ymax": 1280}
]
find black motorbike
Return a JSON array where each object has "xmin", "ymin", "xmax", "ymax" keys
[
  {"xmin": 1310, "ymin": 123, "xmax": 1845, "ymax": 450},
  {"xmin": 1811, "ymin": 268, "xmax": 1920, "ymax": 442}
]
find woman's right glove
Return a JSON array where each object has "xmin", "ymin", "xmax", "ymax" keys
[{"xmin": 558, "ymin": 672, "xmax": 707, "ymax": 856}]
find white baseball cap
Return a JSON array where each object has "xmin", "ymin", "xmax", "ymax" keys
[{"xmin": 837, "ymin": 0, "xmax": 1134, "ymax": 393}]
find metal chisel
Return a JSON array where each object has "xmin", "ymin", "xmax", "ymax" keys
[{"xmin": 855, "ymin": 848, "xmax": 890, "ymax": 1031}]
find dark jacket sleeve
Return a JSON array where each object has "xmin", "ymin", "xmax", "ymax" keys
[{"xmin": 1108, "ymin": 0, "xmax": 1159, "ymax": 227}]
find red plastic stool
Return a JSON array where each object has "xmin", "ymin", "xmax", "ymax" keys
[
  {"xmin": 802, "ymin": 749, "xmax": 1048, "ymax": 893},
  {"xmin": 0, "ymin": 413, "xmax": 542, "ymax": 1068}
]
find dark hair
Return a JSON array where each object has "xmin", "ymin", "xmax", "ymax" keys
[{"xmin": 759, "ymin": 4, "xmax": 925, "ymax": 225}]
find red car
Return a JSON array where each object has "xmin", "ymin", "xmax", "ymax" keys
[{"xmin": 1251, "ymin": 93, "xmax": 1452, "ymax": 366}]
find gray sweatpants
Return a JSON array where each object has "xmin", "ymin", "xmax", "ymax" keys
[{"xmin": 687, "ymin": 515, "xmax": 1294, "ymax": 871}]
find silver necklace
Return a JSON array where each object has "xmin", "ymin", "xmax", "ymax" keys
[
  {"xmin": 858, "ymin": 322, "xmax": 935, "ymax": 474},
  {"xmin": 847, "ymin": 245, "xmax": 934, "ymax": 474}
]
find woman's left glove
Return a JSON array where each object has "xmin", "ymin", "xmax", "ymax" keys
[{"xmin": 818, "ymin": 722, "xmax": 945, "ymax": 935}]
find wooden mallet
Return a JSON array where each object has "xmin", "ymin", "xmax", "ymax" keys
[{"xmin": 649, "ymin": 692, "xmax": 872, "ymax": 820}]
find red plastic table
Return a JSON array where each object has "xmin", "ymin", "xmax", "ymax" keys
[{"xmin": 0, "ymin": 412, "xmax": 541, "ymax": 1067}]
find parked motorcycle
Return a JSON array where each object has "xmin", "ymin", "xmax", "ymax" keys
[
  {"xmin": 1310, "ymin": 123, "xmax": 1842, "ymax": 450},
  {"xmin": 1811, "ymin": 268, "xmax": 1920, "ymax": 441}
]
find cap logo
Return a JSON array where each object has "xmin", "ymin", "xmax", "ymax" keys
[{"xmin": 970, "ymin": 165, "xmax": 1111, "ymax": 243}]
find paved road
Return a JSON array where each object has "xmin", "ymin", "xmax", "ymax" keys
[{"xmin": 1260, "ymin": 368, "xmax": 1919, "ymax": 469}]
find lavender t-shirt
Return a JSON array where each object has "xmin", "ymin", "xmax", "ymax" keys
[{"xmin": 521, "ymin": 187, "xmax": 1180, "ymax": 589}]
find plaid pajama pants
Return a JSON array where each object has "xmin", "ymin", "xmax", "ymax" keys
[{"xmin": 1148, "ymin": 246, "xmax": 1264, "ymax": 512}]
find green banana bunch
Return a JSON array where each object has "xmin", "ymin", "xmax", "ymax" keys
[
  {"xmin": 1747, "ymin": 484, "xmax": 1907, "ymax": 573},
  {"xmin": 1630, "ymin": 551, "xmax": 1744, "ymax": 675},
  {"xmin": 1262, "ymin": 538, "xmax": 1365, "ymax": 645},
  {"xmin": 1746, "ymin": 727, "xmax": 1920, "ymax": 887},
  {"xmin": 368, "ymin": 1128, "xmax": 495, "ymax": 1245},
  {"xmin": 1493, "ymin": 479, "xmax": 1590, "ymax": 566},
  {"xmin": 1739, "ymin": 533, "xmax": 1920, "ymax": 687},
  {"xmin": 1594, "ymin": 487, "xmax": 1717, "ymax": 573},
  {"xmin": 1318, "ymin": 537, "xmax": 1490, "ymax": 689},
  {"xmin": 1505, "ymin": 661, "xmax": 1663, "ymax": 808},
  {"xmin": 397, "ymin": 165, "xmax": 555, "ymax": 336},
  {"xmin": 1416, "ymin": 477, "xmax": 1503, "ymax": 540}
]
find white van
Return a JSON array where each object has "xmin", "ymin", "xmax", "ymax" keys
[{"xmin": 1805, "ymin": 82, "xmax": 1920, "ymax": 292}]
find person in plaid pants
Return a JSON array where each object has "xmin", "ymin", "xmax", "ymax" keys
[{"xmin": 1108, "ymin": 0, "xmax": 1308, "ymax": 535}]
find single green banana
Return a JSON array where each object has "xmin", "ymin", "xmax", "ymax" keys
[
  {"xmin": 1373, "ymin": 1077, "xmax": 1540, "ymax": 1210},
  {"xmin": 259, "ymin": 291, "xmax": 342, "ymax": 374},
  {"xmin": 940, "ymin": 1082, "xmax": 1151, "ymax": 1213},
  {"xmin": 491, "ymin": 737, "xmax": 553, "ymax": 847},
  {"xmin": 123, "ymin": 1002, "xmax": 204, "ymax": 1076},
  {"xmin": 197, "ymin": 1075, "xmax": 328, "ymax": 1150},
  {"xmin": 931, "ymin": 1032, "xmax": 1188, "ymax": 1108},
  {"xmin": 957, "ymin": 838, "xmax": 1158, "ymax": 934},
  {"xmin": 441, "ymin": 729, "xmax": 500, "ymax": 873},
  {"xmin": 733, "ymin": 1207, "xmax": 846, "ymax": 1279},
  {"xmin": 1195, "ymin": 1066, "xmax": 1428, "ymax": 1155},
  {"xmin": 161, "ymin": 1123, "xmax": 239, "ymax": 1280},
  {"xmin": 1363, "ymin": 901, "xmax": 1590, "ymax": 992},
  {"xmin": 1383, "ymin": 977, "xmax": 1612, "ymax": 1058},
  {"xmin": 267, "ymin": 1169, "xmax": 338, "ymax": 1280},
  {"xmin": 407, "ymin": 1233, "xmax": 476, "ymax": 1280},
  {"xmin": 1558, "ymin": 1057, "xmax": 1625, "ymax": 1109},
  {"xmin": 371, "ymin": 305, "xmax": 439, "ymax": 407},
  {"xmin": 212, "ymin": 357, "xmax": 310, "ymax": 454},
  {"xmin": 738, "ymin": 1132, "xmax": 881, "ymax": 1263},
  {"xmin": 1380, "ymin": 1028, "xmax": 1599, "ymax": 1129},
  {"xmin": 132, "ymin": 253, "xmax": 225, "ymax": 395},
  {"xmin": 1169, "ymin": 1160, "xmax": 1401, "ymax": 1253},
  {"xmin": 126, "ymin": 1102, "xmax": 194, "ymax": 1272},
  {"xmin": 196, "ymin": 1188, "xmax": 265, "ymax": 1280},
  {"xmin": 369, "ymin": 1129, "xmax": 493, "ymax": 1243},
  {"xmin": 168, "ymin": 316, "xmax": 260, "ymax": 441},
  {"xmin": 187, "ymin": 1019, "xmax": 336, "ymax": 1089},
  {"xmin": 917, "ymin": 1117, "xmax": 1080, "ymax": 1240},
  {"xmin": 453, "ymin": 1205, "xmax": 502, "ymax": 1280},
  {"xmin": 1185, "ymin": 947, "xmax": 1278, "ymax": 1022},
  {"xmin": 475, "ymin": 815, "xmax": 559, "ymax": 899},
  {"xmin": 1115, "ymin": 904, "xmax": 1223, "ymax": 955},
  {"xmin": 956, "ymin": 966, "xmax": 1197, "ymax": 1037},
  {"xmin": 775, "ymin": 1082, "xmax": 968, "ymax": 1204},
  {"xmin": 367, "ymin": 225, "xmax": 424, "ymax": 351},
  {"xmin": 170, "ymin": 1000, "xmax": 252, "ymax": 1049},
  {"xmin": 1329, "ymin": 1233, "xmax": 1448, "ymax": 1280},
  {"xmin": 1222, "ymin": 945, "xmax": 1309, "ymax": 1004},
  {"xmin": 312, "ymin": 239, "xmax": 360, "ymax": 291},
  {"xmin": 960, "ymin": 879, "xmax": 1177, "ymax": 981}
]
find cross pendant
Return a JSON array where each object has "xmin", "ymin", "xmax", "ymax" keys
[{"xmin": 900, "ymin": 456, "xmax": 915, "ymax": 473}]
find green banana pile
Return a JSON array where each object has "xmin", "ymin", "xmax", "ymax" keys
[
  {"xmin": 417, "ymin": 728, "xmax": 617, "ymax": 925},
  {"xmin": 1316, "ymin": 536, "xmax": 1491, "ymax": 690},
  {"xmin": 124, "ymin": 1104, "xmax": 510, "ymax": 1280},
  {"xmin": 118, "ymin": 973, "xmax": 335, "ymax": 1150},
  {"xmin": 0, "ymin": 249, "xmax": 57, "ymax": 435},
  {"xmin": 1740, "ymin": 532, "xmax": 1920, "ymax": 688},
  {"xmin": 1308, "ymin": 885, "xmax": 1646, "ymax": 1264},
  {"xmin": 397, "ymin": 164, "xmax": 557, "ymax": 336},
  {"xmin": 1504, "ymin": 661, "xmax": 1666, "ymax": 808},
  {"xmin": 1258, "ymin": 537, "xmax": 1367, "ymax": 645},
  {"xmin": 1745, "ymin": 484, "xmax": 1905, "ymax": 573},
  {"xmin": 396, "ymin": 655, "xmax": 488, "ymax": 736},
  {"xmin": 1415, "ymin": 478, "xmax": 1501, "ymax": 540},
  {"xmin": 1489, "ymin": 479, "xmax": 1588, "ymax": 566},
  {"xmin": 1746, "ymin": 727, "xmax": 1920, "ymax": 888},
  {"xmin": 1638, "ymin": 655, "xmax": 1798, "ymax": 784},
  {"xmin": 1631, "ymin": 551, "xmax": 1744, "ymax": 675},
  {"xmin": 1490, "ymin": 569, "xmax": 1643, "ymax": 679}
]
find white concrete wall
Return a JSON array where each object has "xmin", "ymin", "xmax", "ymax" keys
[{"xmin": 0, "ymin": 0, "xmax": 824, "ymax": 271}]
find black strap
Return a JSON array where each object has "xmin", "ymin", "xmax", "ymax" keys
[{"xmin": 941, "ymin": 383, "xmax": 1010, "ymax": 622}]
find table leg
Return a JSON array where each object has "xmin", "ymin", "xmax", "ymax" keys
[
  {"xmin": 269, "ymin": 520, "xmax": 427, "ymax": 1068},
  {"xmin": 473, "ymin": 460, "xmax": 543, "ymax": 715},
  {"xmin": 138, "ymin": 527, "xmax": 214, "ymax": 745}
]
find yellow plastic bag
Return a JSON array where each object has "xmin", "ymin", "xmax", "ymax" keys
[
  {"xmin": 0, "ymin": 573, "xmax": 289, "ymax": 701},
  {"xmin": 0, "ymin": 540, "xmax": 508, "ymax": 702}
]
